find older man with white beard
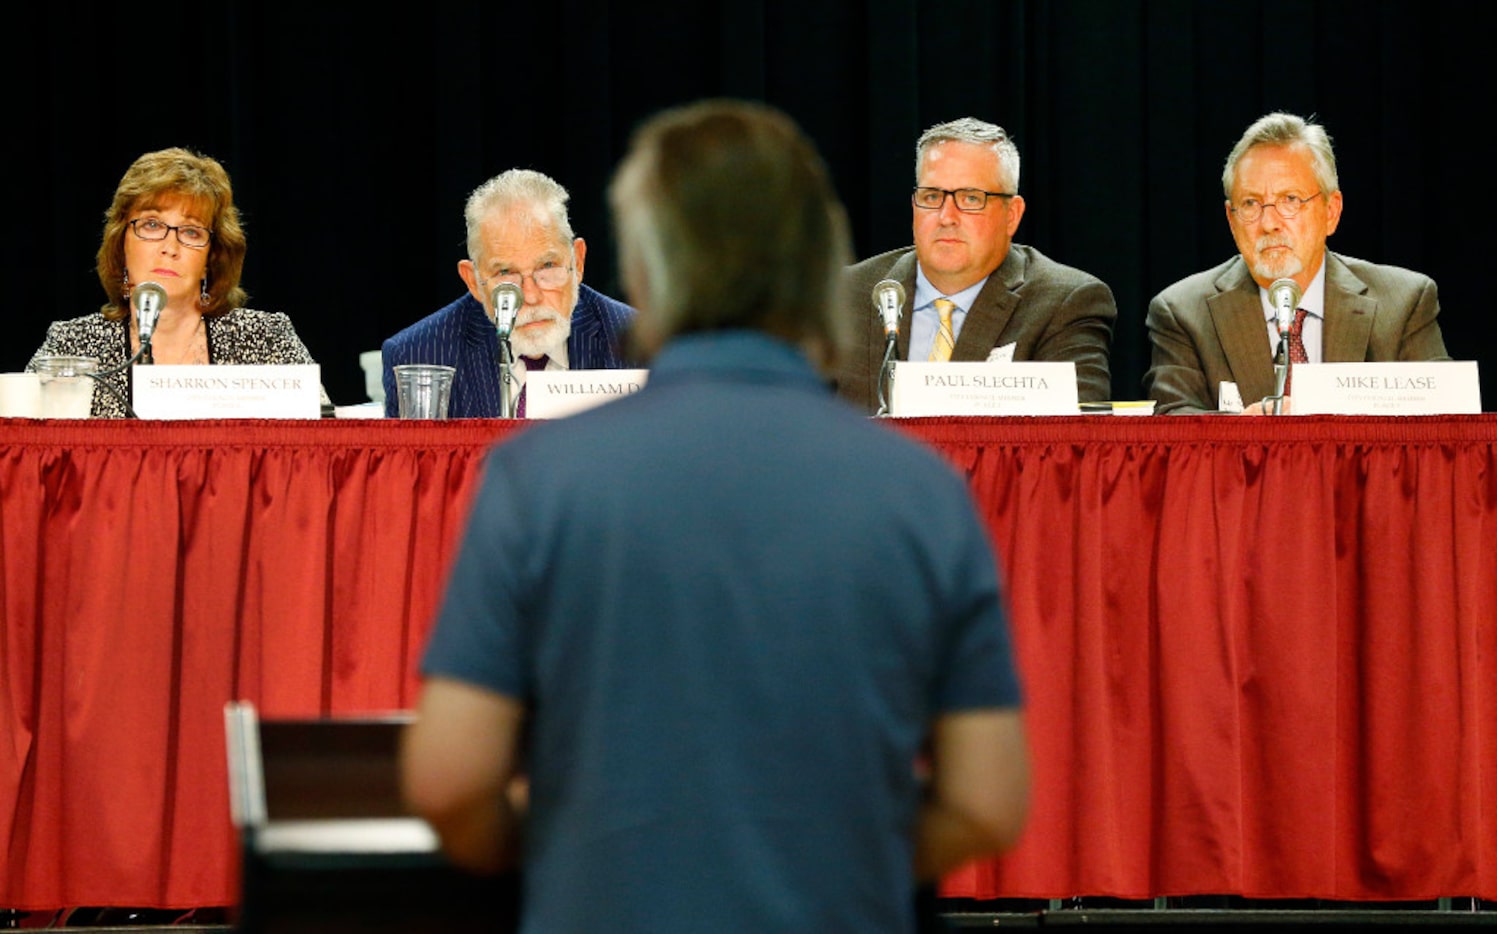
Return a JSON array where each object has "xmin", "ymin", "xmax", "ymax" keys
[
  {"xmin": 382, "ymin": 169, "xmax": 636, "ymax": 417},
  {"xmin": 1144, "ymin": 112, "xmax": 1449, "ymax": 414}
]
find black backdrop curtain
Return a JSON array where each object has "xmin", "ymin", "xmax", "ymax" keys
[{"xmin": 8, "ymin": 0, "xmax": 1495, "ymax": 409}]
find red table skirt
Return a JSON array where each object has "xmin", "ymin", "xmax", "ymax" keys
[{"xmin": 3, "ymin": 415, "xmax": 1496, "ymax": 908}]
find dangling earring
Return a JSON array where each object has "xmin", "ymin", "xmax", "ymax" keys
[
  {"xmin": 122, "ymin": 268, "xmax": 132, "ymax": 303},
  {"xmin": 198, "ymin": 277, "xmax": 211, "ymax": 309}
]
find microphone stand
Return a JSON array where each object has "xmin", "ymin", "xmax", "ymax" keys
[
  {"xmin": 1266, "ymin": 334, "xmax": 1290, "ymax": 415},
  {"xmin": 869, "ymin": 280, "xmax": 906, "ymax": 418},
  {"xmin": 489, "ymin": 281, "xmax": 524, "ymax": 418},
  {"xmin": 1264, "ymin": 278, "xmax": 1300, "ymax": 416},
  {"xmin": 875, "ymin": 334, "xmax": 897, "ymax": 417},
  {"xmin": 87, "ymin": 344, "xmax": 151, "ymax": 419},
  {"xmin": 132, "ymin": 283, "xmax": 165, "ymax": 369},
  {"xmin": 85, "ymin": 286, "xmax": 163, "ymax": 417},
  {"xmin": 497, "ymin": 336, "xmax": 517, "ymax": 418}
]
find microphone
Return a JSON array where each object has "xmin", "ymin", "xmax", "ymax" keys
[
  {"xmin": 490, "ymin": 282, "xmax": 523, "ymax": 339},
  {"xmin": 871, "ymin": 278, "xmax": 905, "ymax": 340},
  {"xmin": 133, "ymin": 280, "xmax": 168, "ymax": 345},
  {"xmin": 1267, "ymin": 277, "xmax": 1302, "ymax": 414},
  {"xmin": 1269, "ymin": 277, "xmax": 1302, "ymax": 339}
]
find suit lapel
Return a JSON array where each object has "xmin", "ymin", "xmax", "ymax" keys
[
  {"xmin": 567, "ymin": 287, "xmax": 599, "ymax": 368},
  {"xmin": 1207, "ymin": 260, "xmax": 1278, "ymax": 405},
  {"xmin": 951, "ymin": 248, "xmax": 1022, "ymax": 361},
  {"xmin": 888, "ymin": 251, "xmax": 919, "ymax": 361},
  {"xmin": 459, "ymin": 297, "xmax": 502, "ymax": 406},
  {"xmin": 1322, "ymin": 254, "xmax": 1375, "ymax": 362}
]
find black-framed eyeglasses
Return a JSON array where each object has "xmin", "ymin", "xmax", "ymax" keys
[
  {"xmin": 482, "ymin": 261, "xmax": 574, "ymax": 291},
  {"xmin": 1229, "ymin": 191, "xmax": 1322, "ymax": 223},
  {"xmin": 129, "ymin": 217, "xmax": 212, "ymax": 249},
  {"xmin": 912, "ymin": 187, "xmax": 1015, "ymax": 213}
]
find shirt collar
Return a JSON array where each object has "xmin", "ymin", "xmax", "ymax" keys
[
  {"xmin": 1258, "ymin": 258, "xmax": 1327, "ymax": 323},
  {"xmin": 913, "ymin": 265, "xmax": 989, "ymax": 313},
  {"xmin": 648, "ymin": 330, "xmax": 829, "ymax": 392}
]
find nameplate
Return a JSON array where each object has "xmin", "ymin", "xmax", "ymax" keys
[
  {"xmin": 1290, "ymin": 361, "xmax": 1481, "ymax": 415},
  {"xmin": 891, "ymin": 362, "xmax": 1079, "ymax": 416},
  {"xmin": 132, "ymin": 365, "xmax": 323, "ymax": 419},
  {"xmin": 525, "ymin": 369, "xmax": 649, "ymax": 419}
]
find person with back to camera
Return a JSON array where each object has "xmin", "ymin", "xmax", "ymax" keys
[
  {"xmin": 26, "ymin": 147, "xmax": 320, "ymax": 417},
  {"xmin": 401, "ymin": 99, "xmax": 1031, "ymax": 934}
]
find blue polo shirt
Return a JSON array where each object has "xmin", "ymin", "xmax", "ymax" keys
[{"xmin": 423, "ymin": 330, "xmax": 1020, "ymax": 933}]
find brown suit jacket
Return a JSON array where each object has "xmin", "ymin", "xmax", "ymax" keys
[
  {"xmin": 836, "ymin": 244, "xmax": 1117, "ymax": 413},
  {"xmin": 1144, "ymin": 253, "xmax": 1451, "ymax": 414}
]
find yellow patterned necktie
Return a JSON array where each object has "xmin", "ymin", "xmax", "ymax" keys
[{"xmin": 929, "ymin": 299, "xmax": 956, "ymax": 362}]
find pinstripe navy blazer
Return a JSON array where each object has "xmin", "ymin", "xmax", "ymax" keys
[{"xmin": 380, "ymin": 285, "xmax": 635, "ymax": 417}]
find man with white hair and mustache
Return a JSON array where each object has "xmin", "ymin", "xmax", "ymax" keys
[
  {"xmin": 382, "ymin": 169, "xmax": 635, "ymax": 417},
  {"xmin": 1145, "ymin": 112, "xmax": 1449, "ymax": 414}
]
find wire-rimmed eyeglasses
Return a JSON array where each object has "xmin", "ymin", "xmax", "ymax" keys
[
  {"xmin": 1229, "ymin": 192, "xmax": 1323, "ymax": 223},
  {"xmin": 482, "ymin": 262, "xmax": 574, "ymax": 291}
]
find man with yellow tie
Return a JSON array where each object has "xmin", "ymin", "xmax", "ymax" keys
[{"xmin": 837, "ymin": 117, "xmax": 1118, "ymax": 412}]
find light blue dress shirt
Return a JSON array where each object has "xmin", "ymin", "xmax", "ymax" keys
[
  {"xmin": 910, "ymin": 267, "xmax": 990, "ymax": 360},
  {"xmin": 1258, "ymin": 261, "xmax": 1327, "ymax": 363}
]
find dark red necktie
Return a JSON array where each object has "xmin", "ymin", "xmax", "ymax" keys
[
  {"xmin": 515, "ymin": 355, "xmax": 549, "ymax": 418},
  {"xmin": 1284, "ymin": 308, "xmax": 1308, "ymax": 393}
]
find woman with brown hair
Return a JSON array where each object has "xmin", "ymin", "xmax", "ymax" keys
[{"xmin": 26, "ymin": 147, "xmax": 319, "ymax": 417}]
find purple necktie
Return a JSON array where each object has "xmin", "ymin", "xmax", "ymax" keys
[
  {"xmin": 516, "ymin": 355, "xmax": 549, "ymax": 418},
  {"xmin": 1285, "ymin": 308, "xmax": 1308, "ymax": 393}
]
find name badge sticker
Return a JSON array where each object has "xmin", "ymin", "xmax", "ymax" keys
[{"xmin": 985, "ymin": 343, "xmax": 1016, "ymax": 364}]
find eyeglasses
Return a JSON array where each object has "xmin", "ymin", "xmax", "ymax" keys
[
  {"xmin": 129, "ymin": 217, "xmax": 212, "ymax": 249},
  {"xmin": 912, "ymin": 187, "xmax": 1015, "ymax": 213},
  {"xmin": 1229, "ymin": 191, "xmax": 1323, "ymax": 223},
  {"xmin": 485, "ymin": 262, "xmax": 574, "ymax": 291}
]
